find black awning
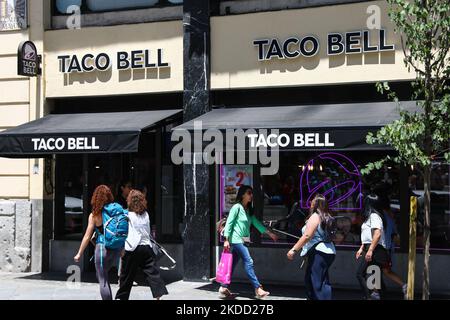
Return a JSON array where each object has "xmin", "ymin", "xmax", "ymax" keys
[
  {"xmin": 174, "ymin": 101, "xmax": 419, "ymax": 130},
  {"xmin": 0, "ymin": 110, "xmax": 181, "ymax": 157},
  {"xmin": 173, "ymin": 101, "xmax": 420, "ymax": 151}
]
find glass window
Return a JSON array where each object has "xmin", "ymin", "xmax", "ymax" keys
[
  {"xmin": 218, "ymin": 164, "xmax": 254, "ymax": 242},
  {"xmin": 86, "ymin": 0, "xmax": 159, "ymax": 12},
  {"xmin": 56, "ymin": 155, "xmax": 84, "ymax": 240},
  {"xmin": 259, "ymin": 151, "xmax": 403, "ymax": 247},
  {"xmin": 54, "ymin": 0, "xmax": 183, "ymax": 15},
  {"xmin": 56, "ymin": 0, "xmax": 82, "ymax": 14},
  {"xmin": 410, "ymin": 163, "xmax": 450, "ymax": 250},
  {"xmin": 160, "ymin": 126, "xmax": 183, "ymax": 240}
]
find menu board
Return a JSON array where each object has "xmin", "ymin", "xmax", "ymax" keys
[{"xmin": 222, "ymin": 165, "xmax": 253, "ymax": 214}]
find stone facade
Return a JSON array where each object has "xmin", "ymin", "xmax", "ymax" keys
[{"xmin": 0, "ymin": 200, "xmax": 32, "ymax": 272}]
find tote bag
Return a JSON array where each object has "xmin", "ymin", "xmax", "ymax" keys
[
  {"xmin": 125, "ymin": 217, "xmax": 141, "ymax": 252},
  {"xmin": 216, "ymin": 249, "xmax": 233, "ymax": 285}
]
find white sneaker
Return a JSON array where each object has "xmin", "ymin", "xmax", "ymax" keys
[
  {"xmin": 402, "ymin": 284, "xmax": 408, "ymax": 299},
  {"xmin": 370, "ymin": 291, "xmax": 381, "ymax": 300}
]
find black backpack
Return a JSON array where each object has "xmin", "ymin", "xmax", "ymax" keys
[{"xmin": 321, "ymin": 216, "xmax": 338, "ymax": 243}]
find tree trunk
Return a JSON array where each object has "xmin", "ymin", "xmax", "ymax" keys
[
  {"xmin": 407, "ymin": 196, "xmax": 418, "ymax": 300},
  {"xmin": 422, "ymin": 165, "xmax": 431, "ymax": 300}
]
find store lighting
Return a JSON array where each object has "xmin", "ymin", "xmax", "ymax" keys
[
  {"xmin": 95, "ymin": 166, "xmax": 100, "ymax": 169},
  {"xmin": 320, "ymin": 165, "xmax": 323, "ymax": 171}
]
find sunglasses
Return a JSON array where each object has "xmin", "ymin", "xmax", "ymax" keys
[{"xmin": 246, "ymin": 190, "xmax": 253, "ymax": 195}]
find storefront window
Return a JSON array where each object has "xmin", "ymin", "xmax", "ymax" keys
[
  {"xmin": 159, "ymin": 126, "xmax": 183, "ymax": 241},
  {"xmin": 218, "ymin": 164, "xmax": 254, "ymax": 242},
  {"xmin": 56, "ymin": 155, "xmax": 84, "ymax": 240},
  {"xmin": 56, "ymin": 0, "xmax": 81, "ymax": 14},
  {"xmin": 55, "ymin": 0, "xmax": 182, "ymax": 15},
  {"xmin": 258, "ymin": 151, "xmax": 404, "ymax": 247},
  {"xmin": 411, "ymin": 163, "xmax": 450, "ymax": 250}
]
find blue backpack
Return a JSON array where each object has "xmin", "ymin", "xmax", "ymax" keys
[{"xmin": 99, "ymin": 203, "xmax": 129, "ymax": 250}]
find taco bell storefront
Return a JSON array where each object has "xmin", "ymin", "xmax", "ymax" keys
[
  {"xmin": 174, "ymin": 0, "xmax": 450, "ymax": 294},
  {"xmin": 0, "ymin": 17, "xmax": 186, "ymax": 278},
  {"xmin": 0, "ymin": 0, "xmax": 448, "ymax": 296}
]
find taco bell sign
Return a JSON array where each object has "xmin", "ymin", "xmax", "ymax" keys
[{"xmin": 18, "ymin": 41, "xmax": 41, "ymax": 77}]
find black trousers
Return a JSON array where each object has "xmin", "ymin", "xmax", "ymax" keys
[
  {"xmin": 115, "ymin": 245, "xmax": 168, "ymax": 300},
  {"xmin": 356, "ymin": 245, "xmax": 387, "ymax": 299}
]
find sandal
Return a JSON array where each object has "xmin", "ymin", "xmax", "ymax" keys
[
  {"xmin": 255, "ymin": 286, "xmax": 270, "ymax": 300},
  {"xmin": 218, "ymin": 287, "xmax": 233, "ymax": 299}
]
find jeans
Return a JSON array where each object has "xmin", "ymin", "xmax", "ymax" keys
[
  {"xmin": 221, "ymin": 243, "xmax": 261, "ymax": 289},
  {"xmin": 304, "ymin": 249, "xmax": 335, "ymax": 300}
]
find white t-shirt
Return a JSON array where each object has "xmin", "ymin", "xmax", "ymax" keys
[
  {"xmin": 361, "ymin": 213, "xmax": 387, "ymax": 248},
  {"xmin": 128, "ymin": 211, "xmax": 152, "ymax": 247}
]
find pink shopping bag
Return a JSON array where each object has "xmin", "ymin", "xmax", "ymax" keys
[{"xmin": 216, "ymin": 250, "xmax": 233, "ymax": 285}]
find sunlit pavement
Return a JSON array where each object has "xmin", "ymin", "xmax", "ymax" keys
[{"xmin": 0, "ymin": 273, "xmax": 447, "ymax": 300}]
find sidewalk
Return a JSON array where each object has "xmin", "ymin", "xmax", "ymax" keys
[{"xmin": 0, "ymin": 272, "xmax": 446, "ymax": 300}]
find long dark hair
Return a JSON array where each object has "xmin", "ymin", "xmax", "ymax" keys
[
  {"xmin": 362, "ymin": 194, "xmax": 386, "ymax": 228},
  {"xmin": 236, "ymin": 185, "xmax": 254, "ymax": 216},
  {"xmin": 308, "ymin": 194, "xmax": 333, "ymax": 231}
]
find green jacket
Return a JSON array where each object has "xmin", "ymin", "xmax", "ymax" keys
[{"xmin": 223, "ymin": 203, "xmax": 267, "ymax": 244}]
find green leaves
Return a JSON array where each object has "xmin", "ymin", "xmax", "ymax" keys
[{"xmin": 364, "ymin": 1, "xmax": 450, "ymax": 176}]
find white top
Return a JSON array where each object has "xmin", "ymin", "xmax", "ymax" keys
[
  {"xmin": 128, "ymin": 211, "xmax": 152, "ymax": 247},
  {"xmin": 361, "ymin": 213, "xmax": 386, "ymax": 248}
]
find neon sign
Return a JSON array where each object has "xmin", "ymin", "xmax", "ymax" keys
[{"xmin": 300, "ymin": 152, "xmax": 362, "ymax": 211}]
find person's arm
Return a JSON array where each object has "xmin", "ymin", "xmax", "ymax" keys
[
  {"xmin": 356, "ymin": 243, "xmax": 364, "ymax": 260},
  {"xmin": 250, "ymin": 215, "xmax": 278, "ymax": 241},
  {"xmin": 223, "ymin": 206, "xmax": 239, "ymax": 250},
  {"xmin": 287, "ymin": 214, "xmax": 320, "ymax": 260},
  {"xmin": 366, "ymin": 229, "xmax": 381, "ymax": 262},
  {"xmin": 74, "ymin": 214, "xmax": 95, "ymax": 262}
]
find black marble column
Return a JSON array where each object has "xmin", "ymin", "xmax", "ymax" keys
[{"xmin": 182, "ymin": 0, "xmax": 212, "ymax": 281}]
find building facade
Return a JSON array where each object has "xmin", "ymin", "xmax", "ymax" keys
[{"xmin": 0, "ymin": 0, "xmax": 449, "ymax": 294}]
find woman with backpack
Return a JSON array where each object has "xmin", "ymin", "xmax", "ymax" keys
[
  {"xmin": 286, "ymin": 194, "xmax": 336, "ymax": 300},
  {"xmin": 115, "ymin": 189, "xmax": 168, "ymax": 300},
  {"xmin": 74, "ymin": 185, "xmax": 127, "ymax": 300},
  {"xmin": 218, "ymin": 185, "xmax": 278, "ymax": 299}
]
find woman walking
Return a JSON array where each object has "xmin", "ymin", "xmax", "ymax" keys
[
  {"xmin": 287, "ymin": 194, "xmax": 336, "ymax": 300},
  {"xmin": 218, "ymin": 185, "xmax": 278, "ymax": 299},
  {"xmin": 74, "ymin": 185, "xmax": 125, "ymax": 300},
  {"xmin": 356, "ymin": 194, "xmax": 407, "ymax": 300},
  {"xmin": 115, "ymin": 189, "xmax": 168, "ymax": 300}
]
